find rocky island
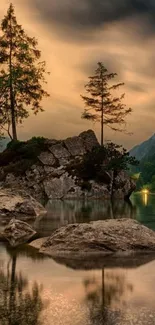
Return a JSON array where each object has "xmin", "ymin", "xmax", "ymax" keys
[{"xmin": 0, "ymin": 130, "xmax": 136, "ymax": 202}]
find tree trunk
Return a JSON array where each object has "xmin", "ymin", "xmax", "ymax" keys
[
  {"xmin": 9, "ymin": 12, "xmax": 17, "ymax": 141},
  {"xmin": 101, "ymin": 72, "xmax": 104, "ymax": 146},
  {"xmin": 101, "ymin": 109, "xmax": 103, "ymax": 146},
  {"xmin": 9, "ymin": 255, "xmax": 17, "ymax": 323},
  {"xmin": 110, "ymin": 170, "xmax": 115, "ymax": 200},
  {"xmin": 102, "ymin": 268, "xmax": 106, "ymax": 322},
  {"xmin": 10, "ymin": 90, "xmax": 17, "ymax": 140}
]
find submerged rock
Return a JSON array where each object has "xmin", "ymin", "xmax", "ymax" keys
[
  {"xmin": 3, "ymin": 219, "xmax": 36, "ymax": 247},
  {"xmin": 35, "ymin": 219, "xmax": 155, "ymax": 257},
  {"xmin": 0, "ymin": 188, "xmax": 46, "ymax": 222}
]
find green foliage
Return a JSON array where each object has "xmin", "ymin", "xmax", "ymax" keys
[
  {"xmin": 150, "ymin": 175, "xmax": 155, "ymax": 192},
  {"xmin": 0, "ymin": 4, "xmax": 50, "ymax": 139},
  {"xmin": 0, "ymin": 136, "xmax": 47, "ymax": 176},
  {"xmin": 142, "ymin": 183, "xmax": 151, "ymax": 191},
  {"xmin": 81, "ymin": 62, "xmax": 132, "ymax": 144},
  {"xmin": 135, "ymin": 174, "xmax": 144, "ymax": 191},
  {"xmin": 81, "ymin": 181, "xmax": 92, "ymax": 191},
  {"xmin": 2, "ymin": 159, "xmax": 33, "ymax": 177},
  {"xmin": 134, "ymin": 153, "xmax": 155, "ymax": 191},
  {"xmin": 7, "ymin": 139, "xmax": 24, "ymax": 150},
  {"xmin": 130, "ymin": 173, "xmax": 140, "ymax": 181},
  {"xmin": 67, "ymin": 142, "xmax": 138, "ymax": 184}
]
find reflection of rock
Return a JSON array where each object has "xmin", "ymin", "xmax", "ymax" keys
[
  {"xmin": 51, "ymin": 253, "xmax": 155, "ymax": 270},
  {"xmin": 30, "ymin": 199, "xmax": 136, "ymax": 239},
  {"xmin": 3, "ymin": 219, "xmax": 36, "ymax": 247},
  {"xmin": 5, "ymin": 242, "xmax": 48, "ymax": 260},
  {"xmin": 0, "ymin": 188, "xmax": 46, "ymax": 221},
  {"xmin": 34, "ymin": 219, "xmax": 155, "ymax": 257},
  {"xmin": 45, "ymin": 199, "xmax": 135, "ymax": 225},
  {"xmin": 111, "ymin": 200, "xmax": 136, "ymax": 219}
]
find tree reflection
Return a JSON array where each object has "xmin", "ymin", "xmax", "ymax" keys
[
  {"xmin": 0, "ymin": 248, "xmax": 46, "ymax": 325},
  {"xmin": 83, "ymin": 270, "xmax": 133, "ymax": 325},
  {"xmin": 39, "ymin": 199, "xmax": 137, "ymax": 237},
  {"xmin": 75, "ymin": 199, "xmax": 136, "ymax": 222},
  {"xmin": 131, "ymin": 194, "xmax": 155, "ymax": 230}
]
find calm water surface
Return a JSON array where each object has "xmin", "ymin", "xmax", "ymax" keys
[{"xmin": 1, "ymin": 193, "xmax": 155, "ymax": 325}]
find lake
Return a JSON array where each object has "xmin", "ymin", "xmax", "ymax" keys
[{"xmin": 0, "ymin": 192, "xmax": 155, "ymax": 325}]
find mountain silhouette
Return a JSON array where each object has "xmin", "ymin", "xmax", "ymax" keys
[{"xmin": 130, "ymin": 134, "xmax": 155, "ymax": 161}]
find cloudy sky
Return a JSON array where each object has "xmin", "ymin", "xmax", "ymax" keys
[{"xmin": 1, "ymin": 0, "xmax": 155, "ymax": 149}]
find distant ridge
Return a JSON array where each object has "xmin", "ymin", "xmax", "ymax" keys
[{"xmin": 130, "ymin": 134, "xmax": 155, "ymax": 161}]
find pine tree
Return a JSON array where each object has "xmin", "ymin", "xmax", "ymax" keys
[
  {"xmin": 0, "ymin": 3, "xmax": 50, "ymax": 140},
  {"xmin": 81, "ymin": 62, "xmax": 132, "ymax": 145}
]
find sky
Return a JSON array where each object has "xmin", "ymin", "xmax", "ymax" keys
[{"xmin": 1, "ymin": 0, "xmax": 155, "ymax": 149}]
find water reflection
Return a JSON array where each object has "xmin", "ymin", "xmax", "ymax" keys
[
  {"xmin": 131, "ymin": 194, "xmax": 155, "ymax": 230},
  {"xmin": 35, "ymin": 199, "xmax": 136, "ymax": 237},
  {"xmin": 84, "ymin": 270, "xmax": 133, "ymax": 325},
  {"xmin": 142, "ymin": 192, "xmax": 148, "ymax": 206},
  {"xmin": 53, "ymin": 252, "xmax": 155, "ymax": 270},
  {"xmin": 0, "ymin": 245, "xmax": 47, "ymax": 325},
  {"xmin": 1, "ymin": 243, "xmax": 155, "ymax": 325}
]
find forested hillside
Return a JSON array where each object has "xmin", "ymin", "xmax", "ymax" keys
[{"xmin": 130, "ymin": 135, "xmax": 155, "ymax": 191}]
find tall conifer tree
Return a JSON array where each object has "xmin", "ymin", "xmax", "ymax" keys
[
  {"xmin": 81, "ymin": 62, "xmax": 132, "ymax": 145},
  {"xmin": 0, "ymin": 4, "xmax": 49, "ymax": 140}
]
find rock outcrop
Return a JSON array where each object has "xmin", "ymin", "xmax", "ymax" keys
[
  {"xmin": 3, "ymin": 219, "xmax": 36, "ymax": 247},
  {"xmin": 112, "ymin": 171, "xmax": 136, "ymax": 199},
  {"xmin": 32, "ymin": 219, "xmax": 155, "ymax": 257},
  {"xmin": 0, "ymin": 188, "xmax": 46, "ymax": 223},
  {"xmin": 0, "ymin": 130, "xmax": 136, "ymax": 200}
]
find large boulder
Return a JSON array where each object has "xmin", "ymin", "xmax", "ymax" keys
[
  {"xmin": 80, "ymin": 129, "xmax": 100, "ymax": 151},
  {"xmin": 3, "ymin": 219, "xmax": 36, "ymax": 247},
  {"xmin": 49, "ymin": 143, "xmax": 71, "ymax": 165},
  {"xmin": 38, "ymin": 151, "xmax": 56, "ymax": 166},
  {"xmin": 0, "ymin": 188, "xmax": 46, "ymax": 222},
  {"xmin": 35, "ymin": 219, "xmax": 155, "ymax": 257},
  {"xmin": 64, "ymin": 135, "xmax": 86, "ymax": 157},
  {"xmin": 43, "ymin": 173, "xmax": 76, "ymax": 199}
]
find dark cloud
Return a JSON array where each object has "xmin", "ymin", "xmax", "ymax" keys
[
  {"xmin": 32, "ymin": 0, "xmax": 155, "ymax": 40},
  {"xmin": 78, "ymin": 54, "xmax": 125, "ymax": 77},
  {"xmin": 126, "ymin": 82, "xmax": 147, "ymax": 93}
]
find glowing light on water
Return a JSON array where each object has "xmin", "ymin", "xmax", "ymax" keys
[{"xmin": 141, "ymin": 189, "xmax": 149, "ymax": 205}]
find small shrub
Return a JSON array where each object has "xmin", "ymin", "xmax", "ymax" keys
[
  {"xmin": 7, "ymin": 140, "xmax": 24, "ymax": 150},
  {"xmin": 81, "ymin": 181, "xmax": 92, "ymax": 191},
  {"xmin": 3, "ymin": 159, "xmax": 33, "ymax": 176},
  {"xmin": 0, "ymin": 136, "xmax": 48, "ymax": 176},
  {"xmin": 67, "ymin": 143, "xmax": 138, "ymax": 184}
]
